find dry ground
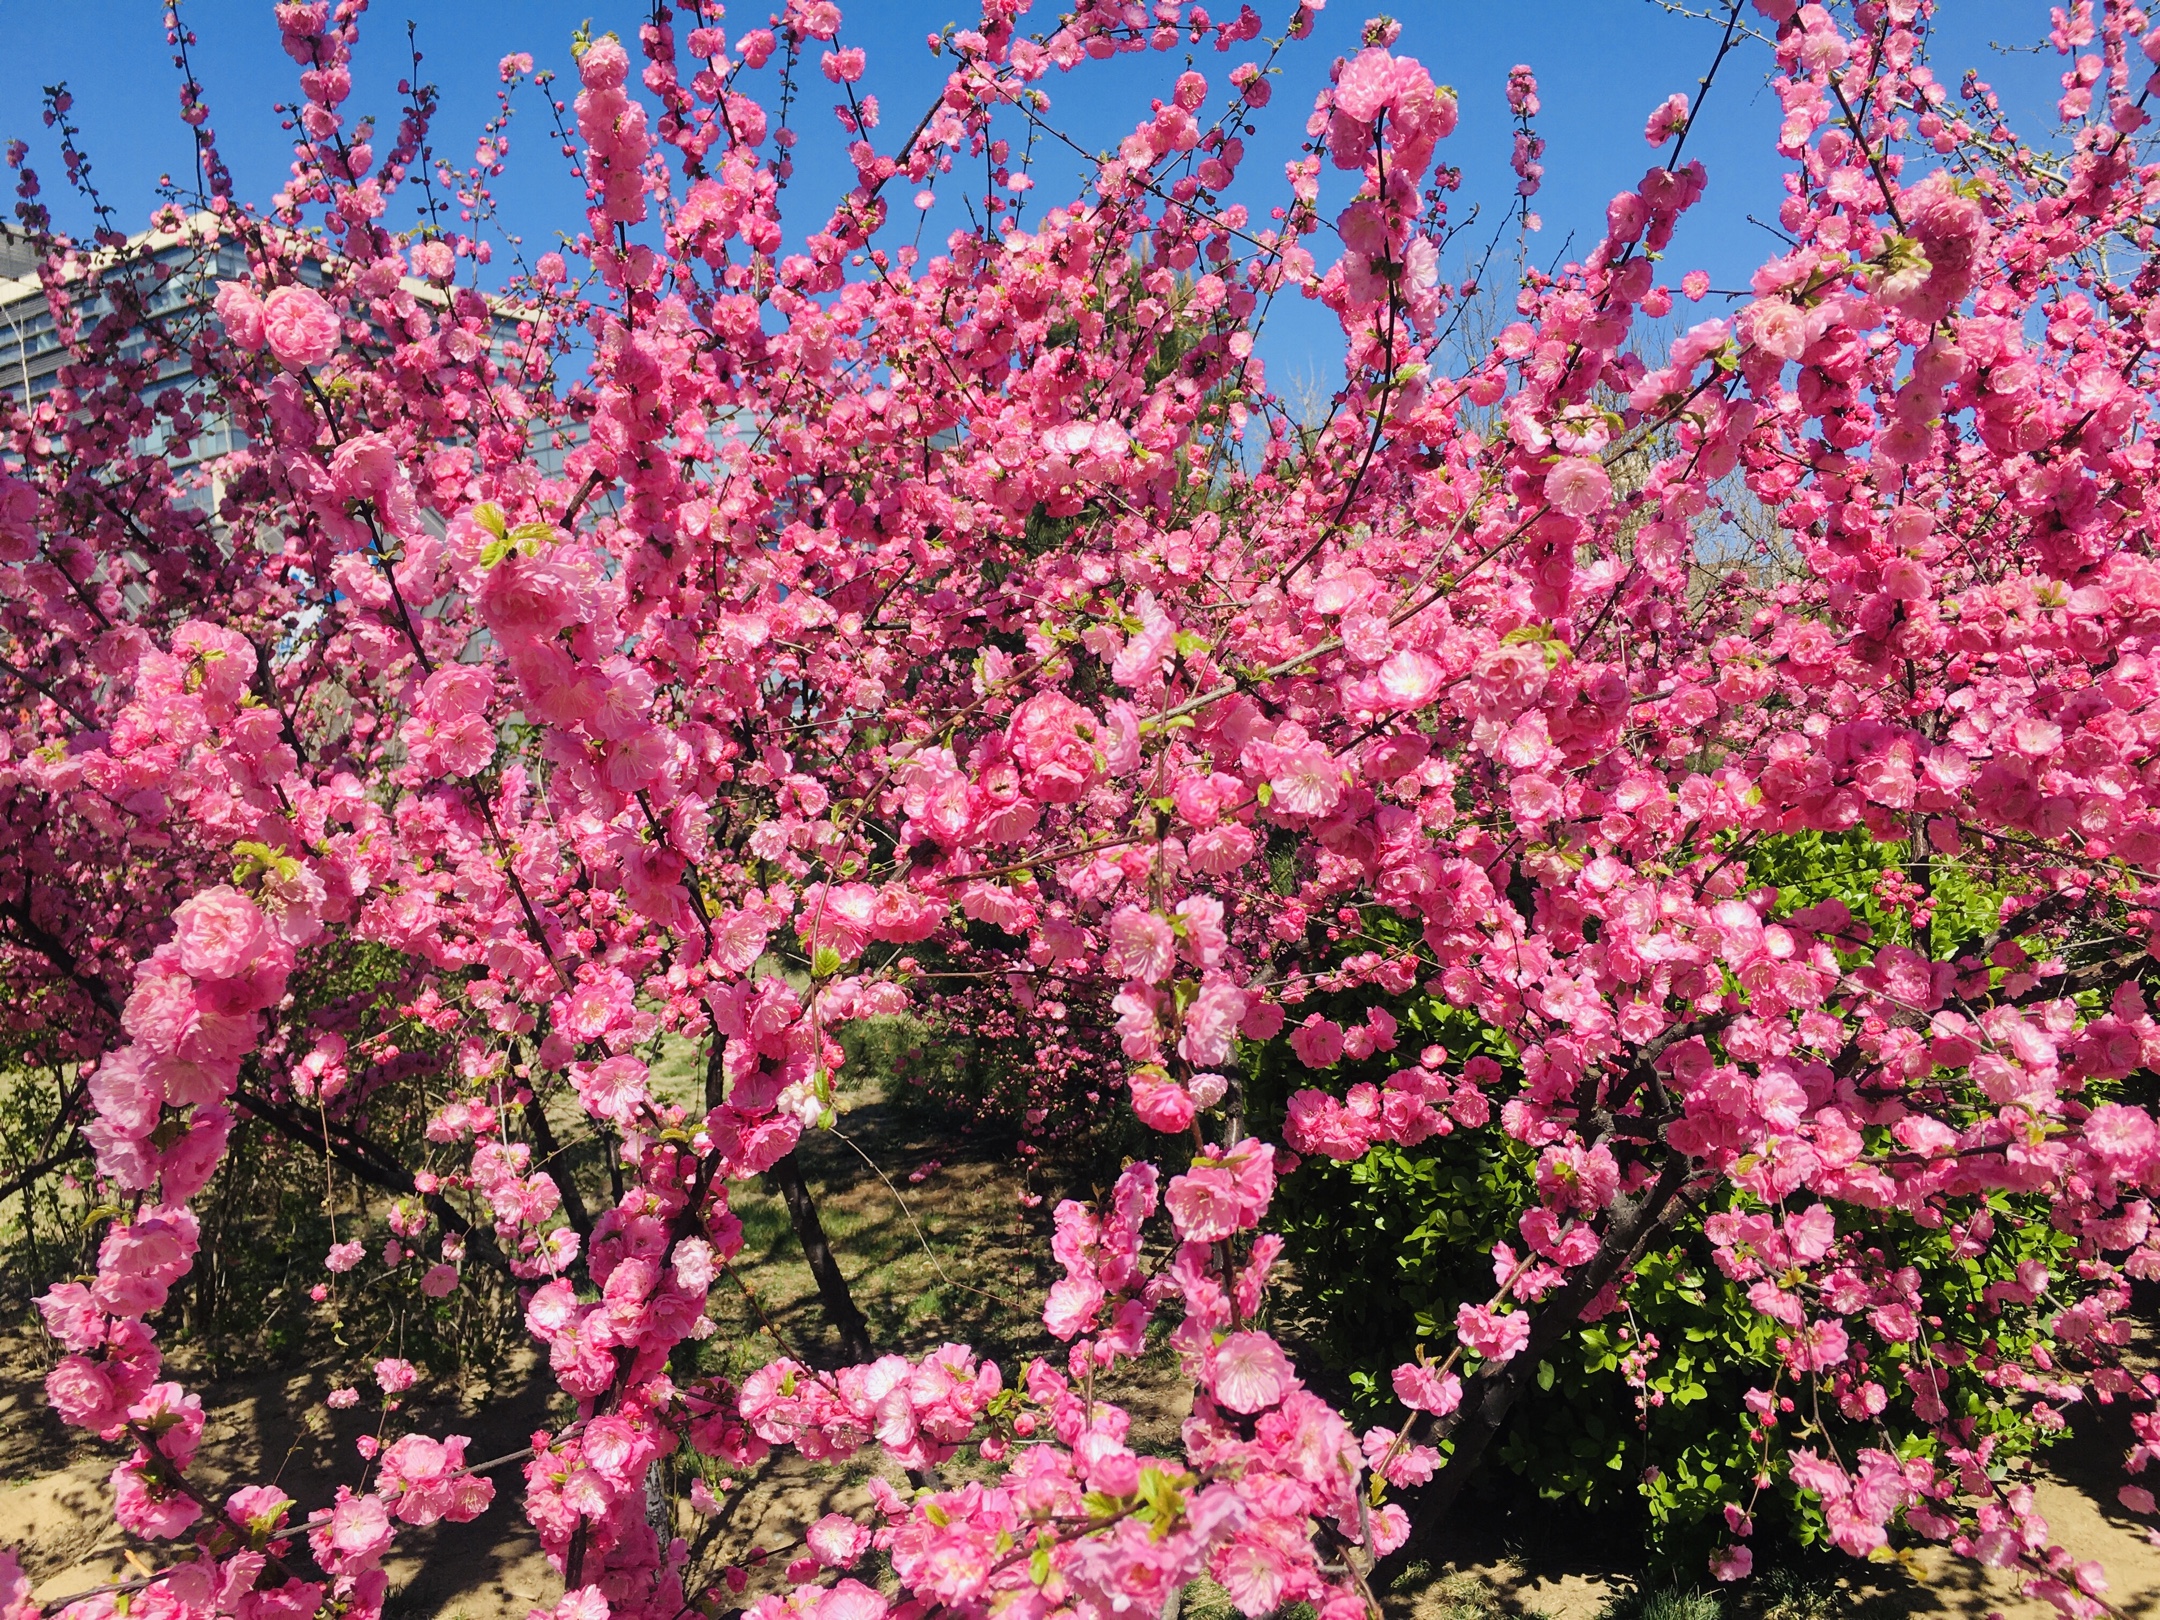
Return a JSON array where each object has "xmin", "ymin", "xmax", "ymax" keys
[{"xmin": 3, "ymin": 1086, "xmax": 2156, "ymax": 1620}]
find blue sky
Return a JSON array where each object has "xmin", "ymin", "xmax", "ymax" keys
[{"xmin": 0, "ymin": 1, "xmax": 2062, "ymax": 384}]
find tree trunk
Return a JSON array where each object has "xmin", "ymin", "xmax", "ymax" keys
[
  {"xmin": 766, "ymin": 1151, "xmax": 875, "ymax": 1365},
  {"xmin": 706, "ymin": 1037, "xmax": 874, "ymax": 1365},
  {"xmin": 525, "ymin": 1092, "xmax": 594, "ymax": 1241},
  {"xmin": 1387, "ymin": 1152, "xmax": 1695, "ymax": 1563}
]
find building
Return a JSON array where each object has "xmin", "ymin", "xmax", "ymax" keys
[{"xmin": 0, "ymin": 214, "xmax": 586, "ymax": 514}]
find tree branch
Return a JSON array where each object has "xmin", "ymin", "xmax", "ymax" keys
[{"xmin": 231, "ymin": 1087, "xmax": 514, "ymax": 1277}]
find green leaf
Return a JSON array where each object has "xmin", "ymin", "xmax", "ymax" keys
[
  {"xmin": 1082, "ymin": 1490, "xmax": 1128, "ymax": 1523},
  {"xmin": 472, "ymin": 502, "xmax": 508, "ymax": 539}
]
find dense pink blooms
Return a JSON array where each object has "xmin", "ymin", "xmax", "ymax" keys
[
  {"xmin": 1006, "ymin": 691, "xmax": 1104, "ymax": 804},
  {"xmin": 376, "ymin": 1434, "xmax": 493, "ymax": 1525},
  {"xmin": 5, "ymin": 7, "xmax": 2160, "ymax": 1619}
]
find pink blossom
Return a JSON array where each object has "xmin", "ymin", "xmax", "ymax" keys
[
  {"xmin": 172, "ymin": 886, "xmax": 271, "ymax": 981},
  {"xmin": 114, "ymin": 1459, "xmax": 200, "ymax": 1539},
  {"xmin": 374, "ymin": 1357, "xmax": 418, "ymax": 1393},
  {"xmin": 1391, "ymin": 1362, "xmax": 1461, "ymax": 1414},
  {"xmin": 1710, "ymin": 1545, "xmax": 1753, "ymax": 1582},
  {"xmin": 807, "ymin": 1512, "xmax": 870, "ymax": 1567},
  {"xmin": 314, "ymin": 1490, "xmax": 393, "ymax": 1566},
  {"xmin": 535, "ymin": 1585, "xmax": 610, "ymax": 1620},
  {"xmin": 1006, "ymin": 691, "xmax": 1102, "ymax": 803},
  {"xmin": 215, "ymin": 281, "xmax": 266, "ymax": 349},
  {"xmin": 1269, "ymin": 744, "xmax": 1343, "ymax": 817},
  {"xmin": 1284, "ymin": 1088, "xmax": 1372, "ymax": 1161},
  {"xmin": 47, "ymin": 1357, "xmax": 120, "ymax": 1431},
  {"xmin": 1378, "ymin": 648, "xmax": 1444, "ymax": 708},
  {"xmin": 1166, "ymin": 1164, "xmax": 1242, "ymax": 1243},
  {"xmin": 1214, "ymin": 1538, "xmax": 1294, "ymax": 1614},
  {"xmin": 1043, "ymin": 1275, "xmax": 1105, "ymax": 1340},
  {"xmin": 1645, "ymin": 92, "xmax": 1691, "ymax": 146},
  {"xmin": 1335, "ymin": 49, "xmax": 1402, "ymax": 123},
  {"xmin": 1106, "ymin": 907, "xmax": 1177, "ymax": 983},
  {"xmin": 15, "ymin": 17, "xmax": 2160, "ymax": 1616},
  {"xmin": 1544, "ymin": 457, "xmax": 1612, "ymax": 518},
  {"xmin": 1129, "ymin": 1070, "xmax": 1197, "ymax": 1133},
  {"xmin": 1456, "ymin": 1303, "xmax": 1530, "ymax": 1362},
  {"xmin": 1288, "ymin": 1015, "xmax": 1346, "ymax": 1068},
  {"xmin": 1179, "ymin": 978, "xmax": 1246, "ymax": 1067},
  {"xmin": 1208, "ymin": 1331, "xmax": 1297, "ymax": 1412},
  {"xmin": 2085, "ymin": 1103, "xmax": 2156, "ymax": 1168},
  {"xmin": 262, "ymin": 285, "xmax": 340, "ymax": 370},
  {"xmin": 410, "ymin": 238, "xmax": 455, "ymax": 281}
]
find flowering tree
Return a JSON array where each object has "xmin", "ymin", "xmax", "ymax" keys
[{"xmin": 3, "ymin": 2, "xmax": 2160, "ymax": 1619}]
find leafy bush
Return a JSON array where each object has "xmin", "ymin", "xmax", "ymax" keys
[{"xmin": 1261, "ymin": 828, "xmax": 2101, "ymax": 1562}]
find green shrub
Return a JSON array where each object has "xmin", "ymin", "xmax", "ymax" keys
[{"xmin": 1257, "ymin": 829, "xmax": 2094, "ymax": 1564}]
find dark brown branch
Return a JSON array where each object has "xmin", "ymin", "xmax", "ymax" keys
[
  {"xmin": 0, "ymin": 1137, "xmax": 90, "ymax": 1205},
  {"xmin": 765, "ymin": 1151, "xmax": 874, "ymax": 1365},
  {"xmin": 525, "ymin": 1090, "xmax": 594, "ymax": 1242},
  {"xmin": 704, "ymin": 1038, "xmax": 873, "ymax": 1364},
  {"xmin": 1978, "ymin": 886, "xmax": 2086, "ymax": 957},
  {"xmin": 2007, "ymin": 945, "xmax": 2149, "ymax": 1008},
  {"xmin": 560, "ymin": 468, "xmax": 607, "ymax": 528},
  {"xmin": 0, "ymin": 894, "xmax": 121, "ymax": 1019},
  {"xmin": 0, "ymin": 654, "xmax": 97, "ymax": 729},
  {"xmin": 231, "ymin": 1087, "xmax": 513, "ymax": 1277}
]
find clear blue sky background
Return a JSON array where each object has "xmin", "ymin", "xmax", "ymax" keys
[{"xmin": 0, "ymin": 0, "xmax": 2060, "ymax": 386}]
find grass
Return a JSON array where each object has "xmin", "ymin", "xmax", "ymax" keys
[
  {"xmin": 1745, "ymin": 1565, "xmax": 1849, "ymax": 1620},
  {"xmin": 1598, "ymin": 1590, "xmax": 1723, "ymax": 1620},
  {"xmin": 1179, "ymin": 1584, "xmax": 1317, "ymax": 1620},
  {"xmin": 678, "ymin": 1081, "xmax": 1059, "ymax": 1380},
  {"xmin": 1413, "ymin": 1572, "xmax": 1518, "ymax": 1619}
]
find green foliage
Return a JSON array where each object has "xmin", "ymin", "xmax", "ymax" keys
[
  {"xmin": 1739, "ymin": 826, "xmax": 1998, "ymax": 956},
  {"xmin": 1260, "ymin": 826, "xmax": 2085, "ymax": 1565},
  {"xmin": 0, "ymin": 1064, "xmax": 97, "ymax": 1300},
  {"xmin": 104, "ymin": 940, "xmax": 522, "ymax": 1390}
]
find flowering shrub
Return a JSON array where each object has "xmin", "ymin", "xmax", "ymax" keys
[
  {"xmin": 1263, "ymin": 829, "xmax": 2102, "ymax": 1560},
  {"xmin": 0, "ymin": 4, "xmax": 2159, "ymax": 1620}
]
